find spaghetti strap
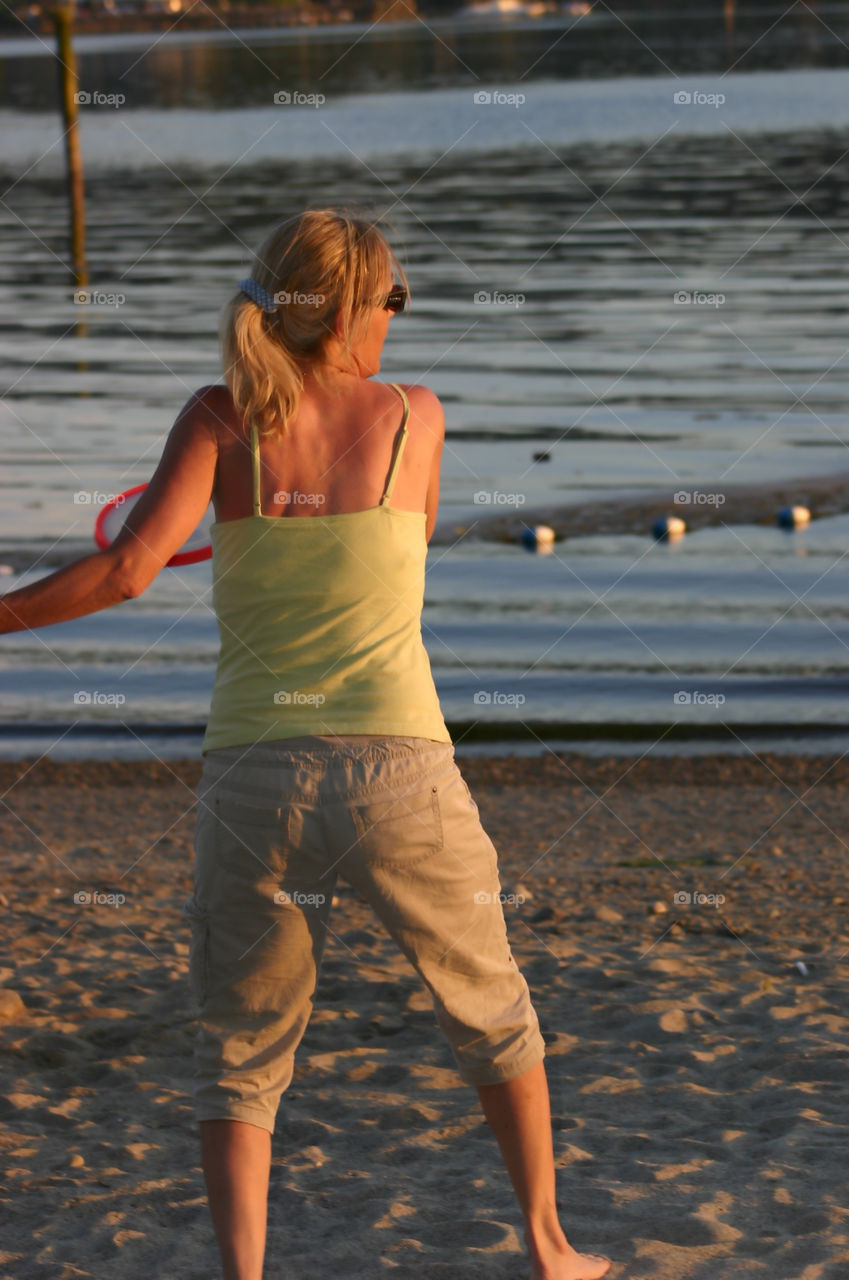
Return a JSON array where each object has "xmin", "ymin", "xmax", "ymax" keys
[
  {"xmin": 250, "ymin": 420, "xmax": 262, "ymax": 518},
  {"xmin": 380, "ymin": 383, "xmax": 411, "ymax": 506}
]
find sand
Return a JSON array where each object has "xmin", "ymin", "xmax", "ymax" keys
[{"xmin": 1, "ymin": 748, "xmax": 848, "ymax": 1280}]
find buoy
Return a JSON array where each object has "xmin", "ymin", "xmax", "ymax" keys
[
  {"xmin": 521, "ymin": 525, "xmax": 556, "ymax": 551},
  {"xmin": 653, "ymin": 516, "xmax": 686, "ymax": 541},
  {"xmin": 0, "ymin": 565, "xmax": 14, "ymax": 576},
  {"xmin": 776, "ymin": 505, "xmax": 810, "ymax": 530}
]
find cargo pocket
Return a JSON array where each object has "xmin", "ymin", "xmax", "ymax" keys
[
  {"xmin": 183, "ymin": 895, "xmax": 210, "ymax": 1009},
  {"xmin": 352, "ymin": 782, "xmax": 443, "ymax": 865}
]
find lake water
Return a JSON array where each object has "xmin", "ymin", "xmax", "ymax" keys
[{"xmin": 2, "ymin": 5, "xmax": 849, "ymax": 758}]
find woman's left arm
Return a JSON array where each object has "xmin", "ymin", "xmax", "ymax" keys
[{"xmin": 0, "ymin": 388, "xmax": 220, "ymax": 635}]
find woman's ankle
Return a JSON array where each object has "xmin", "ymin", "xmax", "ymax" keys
[{"xmin": 523, "ymin": 1212, "xmax": 570, "ymax": 1256}]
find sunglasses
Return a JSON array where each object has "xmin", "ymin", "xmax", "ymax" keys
[{"xmin": 383, "ymin": 285, "xmax": 408, "ymax": 314}]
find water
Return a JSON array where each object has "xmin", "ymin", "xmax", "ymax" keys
[{"xmin": 2, "ymin": 6, "xmax": 849, "ymax": 757}]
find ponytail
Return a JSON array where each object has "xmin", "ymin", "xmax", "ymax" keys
[{"xmin": 220, "ymin": 208, "xmax": 408, "ymax": 441}]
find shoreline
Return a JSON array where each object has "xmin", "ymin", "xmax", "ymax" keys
[
  {"xmin": 3, "ymin": 745, "xmax": 849, "ymax": 790},
  {"xmin": 3, "ymin": 465, "xmax": 849, "ymax": 572},
  {"xmin": 442, "ymin": 466, "xmax": 849, "ymax": 545}
]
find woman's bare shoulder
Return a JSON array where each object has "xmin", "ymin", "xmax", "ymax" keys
[
  {"xmin": 184, "ymin": 383, "xmax": 243, "ymax": 444},
  {"xmin": 388, "ymin": 383, "xmax": 445, "ymax": 435}
]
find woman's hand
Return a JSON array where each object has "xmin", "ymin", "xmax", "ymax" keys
[{"xmin": 0, "ymin": 388, "xmax": 220, "ymax": 634}]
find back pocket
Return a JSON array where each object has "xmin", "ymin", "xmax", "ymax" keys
[
  {"xmin": 212, "ymin": 792, "xmax": 292, "ymax": 878},
  {"xmin": 351, "ymin": 783, "xmax": 443, "ymax": 864}
]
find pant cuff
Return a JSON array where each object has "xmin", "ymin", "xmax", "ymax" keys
[
  {"xmin": 195, "ymin": 1100, "xmax": 278, "ymax": 1135},
  {"xmin": 454, "ymin": 1036, "xmax": 546, "ymax": 1087}
]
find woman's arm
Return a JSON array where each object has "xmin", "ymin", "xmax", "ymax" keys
[
  {"xmin": 0, "ymin": 549, "xmax": 137, "ymax": 634},
  {"xmin": 0, "ymin": 388, "xmax": 220, "ymax": 635}
]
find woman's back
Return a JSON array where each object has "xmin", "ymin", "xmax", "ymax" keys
[
  {"xmin": 207, "ymin": 377, "xmax": 439, "ymax": 525},
  {"xmin": 200, "ymin": 376, "xmax": 451, "ymax": 756}
]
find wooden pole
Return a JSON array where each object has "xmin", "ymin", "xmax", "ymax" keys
[{"xmin": 53, "ymin": 4, "xmax": 88, "ymax": 294}]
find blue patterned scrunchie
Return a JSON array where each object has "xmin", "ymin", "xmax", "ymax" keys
[{"xmin": 238, "ymin": 277, "xmax": 278, "ymax": 313}]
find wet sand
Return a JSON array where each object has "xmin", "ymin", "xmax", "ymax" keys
[
  {"xmin": 438, "ymin": 468, "xmax": 849, "ymax": 545},
  {"xmin": 1, "ymin": 749, "xmax": 847, "ymax": 1280}
]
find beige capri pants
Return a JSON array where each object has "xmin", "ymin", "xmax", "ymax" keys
[{"xmin": 182, "ymin": 735, "xmax": 546, "ymax": 1134}]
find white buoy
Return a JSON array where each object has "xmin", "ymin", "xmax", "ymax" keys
[
  {"xmin": 653, "ymin": 515, "xmax": 686, "ymax": 541},
  {"xmin": 0, "ymin": 565, "xmax": 14, "ymax": 576},
  {"xmin": 521, "ymin": 525, "xmax": 556, "ymax": 551},
  {"xmin": 777, "ymin": 505, "xmax": 810, "ymax": 530}
]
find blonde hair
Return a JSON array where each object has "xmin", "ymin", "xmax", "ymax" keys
[{"xmin": 220, "ymin": 208, "xmax": 409, "ymax": 440}]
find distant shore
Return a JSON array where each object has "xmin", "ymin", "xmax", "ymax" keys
[{"xmin": 1, "ymin": 1, "xmax": 452, "ymax": 41}]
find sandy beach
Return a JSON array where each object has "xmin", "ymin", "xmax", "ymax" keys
[{"xmin": 1, "ymin": 747, "xmax": 847, "ymax": 1280}]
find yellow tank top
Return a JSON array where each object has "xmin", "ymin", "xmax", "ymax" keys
[{"xmin": 201, "ymin": 382, "xmax": 452, "ymax": 754}]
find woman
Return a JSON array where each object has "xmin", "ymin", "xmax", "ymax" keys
[{"xmin": 0, "ymin": 208, "xmax": 612, "ymax": 1280}]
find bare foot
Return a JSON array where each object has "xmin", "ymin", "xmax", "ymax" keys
[{"xmin": 524, "ymin": 1227, "xmax": 612, "ymax": 1280}]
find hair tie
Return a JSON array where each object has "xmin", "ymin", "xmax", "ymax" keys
[{"xmin": 239, "ymin": 277, "xmax": 278, "ymax": 313}]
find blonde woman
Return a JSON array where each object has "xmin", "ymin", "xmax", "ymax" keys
[{"xmin": 0, "ymin": 209, "xmax": 612, "ymax": 1280}]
